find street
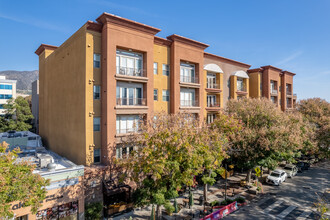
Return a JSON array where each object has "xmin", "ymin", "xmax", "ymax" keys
[{"xmin": 225, "ymin": 161, "xmax": 330, "ymax": 220}]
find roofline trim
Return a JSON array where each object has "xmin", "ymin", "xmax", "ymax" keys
[
  {"xmin": 204, "ymin": 52, "xmax": 251, "ymax": 68},
  {"xmin": 35, "ymin": 44, "xmax": 58, "ymax": 56}
]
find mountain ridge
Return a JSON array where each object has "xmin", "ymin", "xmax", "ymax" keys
[{"xmin": 0, "ymin": 70, "xmax": 39, "ymax": 91}]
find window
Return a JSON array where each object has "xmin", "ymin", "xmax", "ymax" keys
[
  {"xmin": 116, "ymin": 49, "xmax": 143, "ymax": 76},
  {"xmin": 116, "ymin": 144, "xmax": 134, "ymax": 159},
  {"xmin": 93, "ymin": 54, "xmax": 101, "ymax": 68},
  {"xmin": 180, "ymin": 88, "xmax": 195, "ymax": 106},
  {"xmin": 94, "ymin": 149, "xmax": 101, "ymax": 163},
  {"xmin": 207, "ymin": 114, "xmax": 216, "ymax": 124},
  {"xmin": 162, "ymin": 64, "xmax": 170, "ymax": 76},
  {"xmin": 0, "ymin": 104, "xmax": 3, "ymax": 109},
  {"xmin": 162, "ymin": 90, "xmax": 169, "ymax": 101},
  {"xmin": 207, "ymin": 73, "xmax": 217, "ymax": 89},
  {"xmin": 237, "ymin": 78, "xmax": 245, "ymax": 91},
  {"xmin": 93, "ymin": 117, "xmax": 100, "ymax": 131},
  {"xmin": 0, "ymin": 94, "xmax": 12, "ymax": 99},
  {"xmin": 154, "ymin": 62, "xmax": 158, "ymax": 74},
  {"xmin": 116, "ymin": 115, "xmax": 140, "ymax": 134},
  {"xmin": 93, "ymin": 85, "xmax": 100, "ymax": 100},
  {"xmin": 116, "ymin": 82, "xmax": 143, "ymax": 105},
  {"xmin": 0, "ymin": 84, "xmax": 12, "ymax": 90},
  {"xmin": 180, "ymin": 63, "xmax": 196, "ymax": 83},
  {"xmin": 154, "ymin": 89, "xmax": 158, "ymax": 101},
  {"xmin": 207, "ymin": 95, "xmax": 218, "ymax": 107}
]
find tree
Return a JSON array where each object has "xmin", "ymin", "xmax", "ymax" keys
[
  {"xmin": 3, "ymin": 97, "xmax": 33, "ymax": 131},
  {"xmin": 200, "ymin": 113, "xmax": 242, "ymax": 203},
  {"xmin": 297, "ymin": 98, "xmax": 330, "ymax": 158},
  {"xmin": 117, "ymin": 113, "xmax": 207, "ymax": 219},
  {"xmin": 226, "ymin": 98, "xmax": 308, "ymax": 182},
  {"xmin": 0, "ymin": 142, "xmax": 49, "ymax": 218}
]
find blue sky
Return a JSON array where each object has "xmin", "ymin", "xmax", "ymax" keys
[{"xmin": 0, "ymin": 0, "xmax": 329, "ymax": 101}]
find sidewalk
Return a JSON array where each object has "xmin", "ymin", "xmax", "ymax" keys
[{"xmin": 108, "ymin": 172, "xmax": 257, "ymax": 220}]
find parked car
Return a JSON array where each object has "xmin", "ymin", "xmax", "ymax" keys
[
  {"xmin": 266, "ymin": 169, "xmax": 287, "ymax": 186},
  {"xmin": 283, "ymin": 164, "xmax": 298, "ymax": 178},
  {"xmin": 296, "ymin": 161, "xmax": 310, "ymax": 172}
]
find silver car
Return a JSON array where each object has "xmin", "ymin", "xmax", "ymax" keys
[{"xmin": 283, "ymin": 164, "xmax": 298, "ymax": 178}]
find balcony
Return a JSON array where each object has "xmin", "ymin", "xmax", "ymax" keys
[
  {"xmin": 207, "ymin": 102, "xmax": 220, "ymax": 108},
  {"xmin": 270, "ymin": 89, "xmax": 278, "ymax": 95},
  {"xmin": 286, "ymin": 91, "xmax": 292, "ymax": 96},
  {"xmin": 293, "ymin": 93, "xmax": 297, "ymax": 99},
  {"xmin": 116, "ymin": 66, "xmax": 148, "ymax": 83},
  {"xmin": 236, "ymin": 85, "xmax": 248, "ymax": 96},
  {"xmin": 287, "ymin": 103, "xmax": 293, "ymax": 108},
  {"xmin": 116, "ymin": 98, "xmax": 146, "ymax": 106},
  {"xmin": 180, "ymin": 100, "xmax": 199, "ymax": 107},
  {"xmin": 116, "ymin": 128, "xmax": 139, "ymax": 134},
  {"xmin": 179, "ymin": 75, "xmax": 200, "ymax": 88},
  {"xmin": 206, "ymin": 83, "xmax": 222, "ymax": 93},
  {"xmin": 206, "ymin": 101, "xmax": 221, "ymax": 111}
]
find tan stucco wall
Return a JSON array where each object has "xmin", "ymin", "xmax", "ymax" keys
[
  {"xmin": 153, "ymin": 43, "xmax": 170, "ymax": 113},
  {"xmin": 203, "ymin": 56, "xmax": 249, "ymax": 108},
  {"xmin": 87, "ymin": 30, "xmax": 102, "ymax": 164},
  {"xmin": 248, "ymin": 72, "xmax": 261, "ymax": 98},
  {"xmin": 39, "ymin": 26, "xmax": 89, "ymax": 165}
]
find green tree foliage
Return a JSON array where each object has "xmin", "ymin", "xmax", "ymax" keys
[
  {"xmin": 3, "ymin": 97, "xmax": 33, "ymax": 131},
  {"xmin": 85, "ymin": 202, "xmax": 103, "ymax": 220},
  {"xmin": 0, "ymin": 142, "xmax": 49, "ymax": 218},
  {"xmin": 226, "ymin": 98, "xmax": 310, "ymax": 181},
  {"xmin": 118, "ymin": 113, "xmax": 213, "ymax": 219},
  {"xmin": 297, "ymin": 98, "xmax": 330, "ymax": 158}
]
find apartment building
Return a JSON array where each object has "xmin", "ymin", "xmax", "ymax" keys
[
  {"xmin": 0, "ymin": 75, "xmax": 16, "ymax": 115},
  {"xmin": 35, "ymin": 12, "xmax": 254, "ymax": 168},
  {"xmin": 248, "ymin": 65, "xmax": 296, "ymax": 111}
]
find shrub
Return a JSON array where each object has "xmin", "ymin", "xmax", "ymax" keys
[
  {"xmin": 164, "ymin": 203, "xmax": 175, "ymax": 215},
  {"xmin": 220, "ymin": 199, "xmax": 234, "ymax": 206},
  {"xmin": 234, "ymin": 197, "xmax": 246, "ymax": 203},
  {"xmin": 210, "ymin": 200, "xmax": 220, "ymax": 207},
  {"xmin": 85, "ymin": 202, "xmax": 103, "ymax": 220}
]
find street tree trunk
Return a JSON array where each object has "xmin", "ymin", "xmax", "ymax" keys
[
  {"xmin": 156, "ymin": 204, "xmax": 161, "ymax": 220},
  {"xmin": 203, "ymin": 184, "xmax": 207, "ymax": 203},
  {"xmin": 246, "ymin": 169, "xmax": 252, "ymax": 183}
]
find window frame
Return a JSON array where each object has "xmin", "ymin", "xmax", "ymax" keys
[
  {"xmin": 162, "ymin": 90, "xmax": 169, "ymax": 101},
  {"xmin": 93, "ymin": 54, "xmax": 101, "ymax": 68},
  {"xmin": 154, "ymin": 89, "xmax": 158, "ymax": 101},
  {"xmin": 93, "ymin": 117, "xmax": 101, "ymax": 132},
  {"xmin": 154, "ymin": 62, "xmax": 158, "ymax": 75},
  {"xmin": 162, "ymin": 64, "xmax": 170, "ymax": 76},
  {"xmin": 94, "ymin": 148, "xmax": 101, "ymax": 163},
  {"xmin": 93, "ymin": 85, "xmax": 101, "ymax": 100}
]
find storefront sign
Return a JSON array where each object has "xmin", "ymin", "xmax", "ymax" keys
[
  {"xmin": 11, "ymin": 194, "xmax": 64, "ymax": 210},
  {"xmin": 201, "ymin": 201, "xmax": 238, "ymax": 220}
]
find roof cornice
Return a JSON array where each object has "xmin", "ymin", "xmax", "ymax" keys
[
  {"xmin": 154, "ymin": 36, "xmax": 172, "ymax": 46},
  {"xmin": 86, "ymin": 21, "xmax": 102, "ymax": 32},
  {"xmin": 96, "ymin": 12, "xmax": 161, "ymax": 35},
  {"xmin": 35, "ymin": 44, "xmax": 58, "ymax": 56},
  {"xmin": 167, "ymin": 34, "xmax": 209, "ymax": 50},
  {"xmin": 204, "ymin": 52, "xmax": 251, "ymax": 68},
  {"xmin": 247, "ymin": 68, "xmax": 263, "ymax": 73},
  {"xmin": 282, "ymin": 70, "xmax": 296, "ymax": 76},
  {"xmin": 261, "ymin": 65, "xmax": 282, "ymax": 72}
]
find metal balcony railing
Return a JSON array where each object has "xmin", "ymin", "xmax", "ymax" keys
[
  {"xmin": 116, "ymin": 128, "xmax": 139, "ymax": 134},
  {"xmin": 180, "ymin": 75, "xmax": 199, "ymax": 84},
  {"xmin": 116, "ymin": 98, "xmax": 146, "ymax": 106},
  {"xmin": 206, "ymin": 83, "xmax": 220, "ymax": 89},
  {"xmin": 180, "ymin": 100, "xmax": 199, "ymax": 107},
  {"xmin": 237, "ymin": 86, "xmax": 247, "ymax": 92},
  {"xmin": 270, "ymin": 89, "xmax": 278, "ymax": 95},
  {"xmin": 287, "ymin": 103, "xmax": 293, "ymax": 108},
  {"xmin": 207, "ymin": 102, "xmax": 220, "ymax": 108},
  {"xmin": 286, "ymin": 91, "xmax": 292, "ymax": 95},
  {"xmin": 116, "ymin": 66, "xmax": 146, "ymax": 77}
]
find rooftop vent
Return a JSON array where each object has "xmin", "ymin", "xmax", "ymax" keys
[
  {"xmin": 38, "ymin": 155, "xmax": 53, "ymax": 168},
  {"xmin": 47, "ymin": 162, "xmax": 56, "ymax": 171}
]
